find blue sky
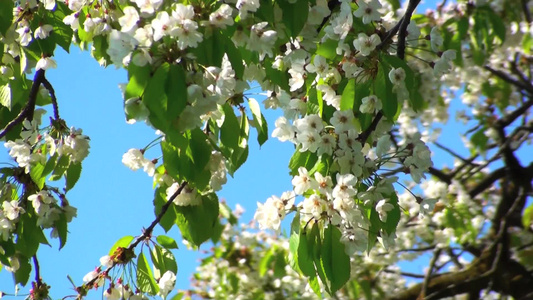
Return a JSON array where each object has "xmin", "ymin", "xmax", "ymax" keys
[{"xmin": 0, "ymin": 0, "xmax": 474, "ymax": 297}]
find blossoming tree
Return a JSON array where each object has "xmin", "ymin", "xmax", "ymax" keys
[{"xmin": 1, "ymin": 0, "xmax": 532, "ymax": 298}]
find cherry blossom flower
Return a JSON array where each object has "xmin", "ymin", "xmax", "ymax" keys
[
  {"xmin": 430, "ymin": 27, "xmax": 443, "ymax": 52},
  {"xmin": 36, "ymin": 57, "xmax": 57, "ymax": 71},
  {"xmin": 353, "ymin": 33, "xmax": 381, "ymax": 56},
  {"xmin": 292, "ymin": 167, "xmax": 315, "ymax": 194},
  {"xmin": 209, "ymin": 4, "xmax": 234, "ymax": 28},
  {"xmin": 353, "ymin": 0, "xmax": 382, "ymax": 24},
  {"xmin": 158, "ymin": 271, "xmax": 176, "ymax": 297},
  {"xmin": 133, "ymin": 0, "xmax": 163, "ymax": 16},
  {"xmin": 359, "ymin": 95, "xmax": 382, "ymax": 114},
  {"xmin": 119, "ymin": 6, "xmax": 140, "ymax": 33},
  {"xmin": 376, "ymin": 199, "xmax": 394, "ymax": 222},
  {"xmin": 2, "ymin": 201, "xmax": 25, "ymax": 220},
  {"xmin": 34, "ymin": 24, "xmax": 53, "ymax": 39}
]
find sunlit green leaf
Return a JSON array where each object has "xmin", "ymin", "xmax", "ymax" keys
[
  {"xmin": 321, "ymin": 226, "xmax": 350, "ymax": 293},
  {"xmin": 137, "ymin": 252, "xmax": 159, "ymax": 295},
  {"xmin": 65, "ymin": 162, "xmax": 82, "ymax": 191},
  {"xmin": 108, "ymin": 236, "xmax": 134, "ymax": 256}
]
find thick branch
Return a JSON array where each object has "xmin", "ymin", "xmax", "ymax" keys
[
  {"xmin": 467, "ymin": 167, "xmax": 506, "ymax": 199},
  {"xmin": 387, "ymin": 255, "xmax": 533, "ymax": 300},
  {"xmin": 397, "ymin": 0, "xmax": 421, "ymax": 59},
  {"xmin": 0, "ymin": 69, "xmax": 46, "ymax": 140}
]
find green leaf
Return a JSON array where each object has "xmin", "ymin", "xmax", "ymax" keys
[
  {"xmin": 65, "ymin": 162, "xmax": 82, "ymax": 191},
  {"xmin": 156, "ymin": 235, "xmax": 179, "ymax": 249},
  {"xmin": 0, "ymin": 1, "xmax": 14, "ymax": 35},
  {"xmin": 14, "ymin": 257, "xmax": 31, "ymax": 286},
  {"xmin": 273, "ymin": 250, "xmax": 287, "ymax": 277},
  {"xmin": 137, "ymin": 252, "xmax": 160, "ymax": 295},
  {"xmin": 56, "ymin": 213, "xmax": 68, "ymax": 250},
  {"xmin": 340, "ymin": 79, "xmax": 356, "ymax": 111},
  {"xmin": 30, "ymin": 162, "xmax": 46, "ymax": 190},
  {"xmin": 288, "ymin": 149, "xmax": 318, "ymax": 176},
  {"xmin": 316, "ymin": 40, "xmax": 338, "ymax": 60},
  {"xmin": 375, "ymin": 61, "xmax": 396, "ymax": 120},
  {"xmin": 297, "ymin": 223, "xmax": 316, "ymax": 277},
  {"xmin": 220, "ymin": 103, "xmax": 240, "ymax": 150},
  {"xmin": 91, "ymin": 35, "xmax": 111, "ymax": 65},
  {"xmin": 256, "ymin": 0, "xmax": 275, "ymax": 25},
  {"xmin": 16, "ymin": 212, "xmax": 49, "ymax": 258},
  {"xmin": 259, "ymin": 247, "xmax": 276, "ymax": 277},
  {"xmin": 224, "ymin": 35, "xmax": 244, "ymax": 79},
  {"xmin": 108, "ymin": 236, "xmax": 134, "ymax": 256},
  {"xmin": 50, "ymin": 3, "xmax": 74, "ymax": 52},
  {"xmin": 42, "ymin": 154, "xmax": 57, "ymax": 177},
  {"xmin": 144, "ymin": 63, "xmax": 170, "ymax": 131},
  {"xmin": 175, "ymin": 193, "xmax": 219, "ymax": 247},
  {"xmin": 288, "ymin": 213, "xmax": 301, "ymax": 272},
  {"xmin": 278, "ymin": 0, "xmax": 309, "ymax": 38},
  {"xmin": 308, "ymin": 275, "xmax": 322, "ymax": 298},
  {"xmin": 0, "ymin": 84, "xmax": 11, "ymax": 109},
  {"xmin": 309, "ymin": 223, "xmax": 330, "ymax": 294},
  {"xmin": 166, "ymin": 64, "xmax": 188, "ymax": 122},
  {"xmin": 219, "ymin": 202, "xmax": 238, "ymax": 225},
  {"xmin": 154, "ymin": 186, "xmax": 177, "ymax": 232},
  {"xmin": 523, "ymin": 204, "xmax": 533, "ymax": 228},
  {"xmin": 161, "ymin": 141, "xmax": 184, "ymax": 181},
  {"xmin": 321, "ymin": 226, "xmax": 350, "ymax": 293},
  {"xmin": 150, "ymin": 244, "xmax": 178, "ymax": 280},
  {"xmin": 382, "ymin": 193, "xmax": 401, "ymax": 235},
  {"xmin": 49, "ymin": 155, "xmax": 70, "ymax": 181},
  {"xmin": 192, "ymin": 29, "xmax": 224, "ymax": 67},
  {"xmin": 187, "ymin": 128, "xmax": 212, "ymax": 177},
  {"xmin": 125, "ymin": 63, "xmax": 151, "ymax": 100},
  {"xmin": 367, "ymin": 208, "xmax": 381, "ymax": 253},
  {"xmin": 248, "ymin": 98, "xmax": 268, "ymax": 146}
]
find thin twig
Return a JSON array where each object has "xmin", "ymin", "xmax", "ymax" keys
[
  {"xmin": 421, "ymin": 248, "xmax": 442, "ymax": 298},
  {"xmin": 32, "ymin": 255, "xmax": 42, "ymax": 286},
  {"xmin": 130, "ymin": 182, "xmax": 188, "ymax": 249},
  {"xmin": 41, "ymin": 78, "xmax": 59, "ymax": 121},
  {"xmin": 484, "ymin": 65, "xmax": 533, "ymax": 95},
  {"xmin": 383, "ymin": 269, "xmax": 426, "ymax": 279},
  {"xmin": 83, "ymin": 181, "xmax": 188, "ymax": 289}
]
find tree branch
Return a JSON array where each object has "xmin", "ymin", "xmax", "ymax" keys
[
  {"xmin": 396, "ymin": 0, "xmax": 421, "ymax": 59},
  {"xmin": 130, "ymin": 181, "xmax": 188, "ymax": 249},
  {"xmin": 484, "ymin": 65, "xmax": 533, "ymax": 96},
  {"xmin": 0, "ymin": 69, "xmax": 46, "ymax": 140},
  {"xmin": 41, "ymin": 78, "xmax": 60, "ymax": 121}
]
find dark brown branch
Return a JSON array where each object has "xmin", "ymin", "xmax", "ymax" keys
[
  {"xmin": 467, "ymin": 167, "xmax": 505, "ymax": 199},
  {"xmin": 421, "ymin": 248, "xmax": 442, "ymax": 298},
  {"xmin": 397, "ymin": 0, "xmax": 421, "ymax": 59},
  {"xmin": 497, "ymin": 97, "xmax": 533, "ymax": 128},
  {"xmin": 484, "ymin": 65, "xmax": 533, "ymax": 96},
  {"xmin": 32, "ymin": 255, "xmax": 42, "ymax": 286},
  {"xmin": 358, "ymin": 112, "xmax": 383, "ymax": 144},
  {"xmin": 41, "ymin": 78, "xmax": 59, "ymax": 121},
  {"xmin": 428, "ymin": 167, "xmax": 451, "ymax": 184},
  {"xmin": 0, "ymin": 69, "xmax": 45, "ymax": 140},
  {"xmin": 383, "ymin": 269, "xmax": 426, "ymax": 279},
  {"xmin": 130, "ymin": 181, "xmax": 188, "ymax": 248},
  {"xmin": 82, "ymin": 182, "xmax": 188, "ymax": 290}
]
